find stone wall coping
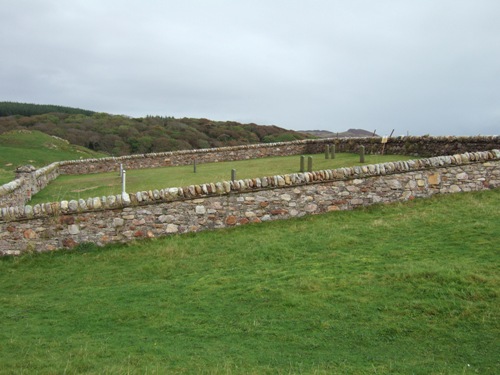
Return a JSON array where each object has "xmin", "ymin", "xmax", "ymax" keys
[
  {"xmin": 0, "ymin": 178, "xmax": 23, "ymax": 196},
  {"xmin": 1, "ymin": 149, "xmax": 498, "ymax": 223}
]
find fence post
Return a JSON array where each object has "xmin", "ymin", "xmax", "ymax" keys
[
  {"xmin": 231, "ymin": 169, "xmax": 236, "ymax": 181},
  {"xmin": 193, "ymin": 159, "xmax": 197, "ymax": 173},
  {"xmin": 300, "ymin": 155, "xmax": 305, "ymax": 172},
  {"xmin": 325, "ymin": 145, "xmax": 330, "ymax": 159},
  {"xmin": 331, "ymin": 144, "xmax": 336, "ymax": 159},
  {"xmin": 121, "ymin": 170, "xmax": 126, "ymax": 194},
  {"xmin": 307, "ymin": 156, "xmax": 313, "ymax": 172},
  {"xmin": 359, "ymin": 145, "xmax": 365, "ymax": 163}
]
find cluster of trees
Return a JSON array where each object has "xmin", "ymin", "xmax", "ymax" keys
[
  {"xmin": 0, "ymin": 103, "xmax": 311, "ymax": 156},
  {"xmin": 0, "ymin": 101, "xmax": 94, "ymax": 117}
]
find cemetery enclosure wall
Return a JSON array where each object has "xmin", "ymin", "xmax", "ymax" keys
[
  {"xmin": 1, "ymin": 136, "xmax": 499, "ymax": 209},
  {"xmin": 57, "ymin": 136, "xmax": 500, "ymax": 175},
  {"xmin": 0, "ymin": 163, "xmax": 59, "ymax": 209},
  {"xmin": 1, "ymin": 150, "xmax": 499, "ymax": 256}
]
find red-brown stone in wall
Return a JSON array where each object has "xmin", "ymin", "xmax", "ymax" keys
[
  {"xmin": 62, "ymin": 238, "xmax": 77, "ymax": 248},
  {"xmin": 271, "ymin": 209, "xmax": 288, "ymax": 215},
  {"xmin": 225, "ymin": 215, "xmax": 237, "ymax": 225},
  {"xmin": 23, "ymin": 229, "xmax": 36, "ymax": 239},
  {"xmin": 59, "ymin": 215, "xmax": 75, "ymax": 225}
]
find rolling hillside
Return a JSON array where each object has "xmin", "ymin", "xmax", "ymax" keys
[
  {"xmin": 0, "ymin": 102, "xmax": 314, "ymax": 156},
  {"xmin": 0, "ymin": 130, "xmax": 105, "ymax": 184}
]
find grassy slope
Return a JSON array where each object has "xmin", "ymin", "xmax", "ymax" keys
[
  {"xmin": 0, "ymin": 130, "xmax": 106, "ymax": 184},
  {"xmin": 30, "ymin": 153, "xmax": 414, "ymax": 204},
  {"xmin": 0, "ymin": 189, "xmax": 498, "ymax": 374}
]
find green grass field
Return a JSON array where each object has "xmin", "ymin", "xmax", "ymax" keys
[
  {"xmin": 1, "ymin": 189, "xmax": 498, "ymax": 374},
  {"xmin": 30, "ymin": 153, "xmax": 414, "ymax": 204},
  {"xmin": 0, "ymin": 130, "xmax": 105, "ymax": 185}
]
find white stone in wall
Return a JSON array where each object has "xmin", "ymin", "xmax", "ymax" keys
[
  {"xmin": 166, "ymin": 224, "xmax": 179, "ymax": 233},
  {"xmin": 122, "ymin": 193, "xmax": 131, "ymax": 206},
  {"xmin": 195, "ymin": 205, "xmax": 206, "ymax": 214},
  {"xmin": 305, "ymin": 204, "xmax": 318, "ymax": 212},
  {"xmin": 113, "ymin": 218, "xmax": 124, "ymax": 227},
  {"xmin": 215, "ymin": 183, "xmax": 224, "ymax": 194},
  {"xmin": 388, "ymin": 179, "xmax": 402, "ymax": 190},
  {"xmin": 68, "ymin": 200, "xmax": 78, "ymax": 211},
  {"xmin": 68, "ymin": 224, "xmax": 80, "ymax": 235},
  {"xmin": 78, "ymin": 199, "xmax": 87, "ymax": 210},
  {"xmin": 158, "ymin": 215, "xmax": 174, "ymax": 223},
  {"xmin": 24, "ymin": 205, "xmax": 33, "ymax": 217},
  {"xmin": 93, "ymin": 198, "xmax": 102, "ymax": 209}
]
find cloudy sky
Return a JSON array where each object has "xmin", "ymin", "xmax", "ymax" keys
[{"xmin": 1, "ymin": 0, "xmax": 499, "ymax": 136}]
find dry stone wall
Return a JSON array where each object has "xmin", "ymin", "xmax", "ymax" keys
[
  {"xmin": 0, "ymin": 163, "xmax": 59, "ymax": 208},
  {"xmin": 57, "ymin": 135, "xmax": 500, "ymax": 175},
  {"xmin": 1, "ymin": 149, "xmax": 499, "ymax": 256},
  {"xmin": 1, "ymin": 136, "xmax": 499, "ymax": 210}
]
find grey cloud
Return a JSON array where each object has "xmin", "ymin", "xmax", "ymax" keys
[{"xmin": 1, "ymin": 0, "xmax": 499, "ymax": 135}]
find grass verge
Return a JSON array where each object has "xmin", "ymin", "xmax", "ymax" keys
[{"xmin": 1, "ymin": 189, "xmax": 499, "ymax": 373}]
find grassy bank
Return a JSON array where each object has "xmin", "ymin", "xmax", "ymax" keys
[
  {"xmin": 1, "ymin": 189, "xmax": 499, "ymax": 374},
  {"xmin": 30, "ymin": 153, "xmax": 413, "ymax": 204},
  {"xmin": 0, "ymin": 130, "xmax": 105, "ymax": 185}
]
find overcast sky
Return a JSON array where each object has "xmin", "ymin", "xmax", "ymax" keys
[{"xmin": 1, "ymin": 0, "xmax": 499, "ymax": 136}]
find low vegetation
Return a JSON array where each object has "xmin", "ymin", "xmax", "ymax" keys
[
  {"xmin": 0, "ymin": 102, "xmax": 312, "ymax": 156},
  {"xmin": 29, "ymin": 153, "xmax": 414, "ymax": 204},
  {"xmin": 1, "ymin": 189, "xmax": 498, "ymax": 373}
]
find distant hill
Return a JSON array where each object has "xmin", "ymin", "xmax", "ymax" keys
[
  {"xmin": 0, "ymin": 102, "xmax": 314, "ymax": 156},
  {"xmin": 0, "ymin": 101, "xmax": 95, "ymax": 117},
  {"xmin": 300, "ymin": 129, "xmax": 378, "ymax": 138}
]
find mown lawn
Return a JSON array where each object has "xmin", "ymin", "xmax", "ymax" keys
[
  {"xmin": 30, "ymin": 153, "xmax": 414, "ymax": 204},
  {"xmin": 1, "ymin": 189, "xmax": 499, "ymax": 374}
]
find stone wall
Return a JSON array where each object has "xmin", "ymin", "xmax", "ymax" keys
[
  {"xmin": 1, "ymin": 136, "xmax": 499, "ymax": 209},
  {"xmin": 57, "ymin": 136, "xmax": 500, "ymax": 175},
  {"xmin": 0, "ymin": 163, "xmax": 59, "ymax": 208},
  {"xmin": 1, "ymin": 149, "xmax": 499, "ymax": 256}
]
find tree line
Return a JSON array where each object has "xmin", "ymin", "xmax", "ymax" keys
[
  {"xmin": 0, "ymin": 101, "xmax": 94, "ymax": 117},
  {"xmin": 0, "ymin": 103, "xmax": 311, "ymax": 156}
]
